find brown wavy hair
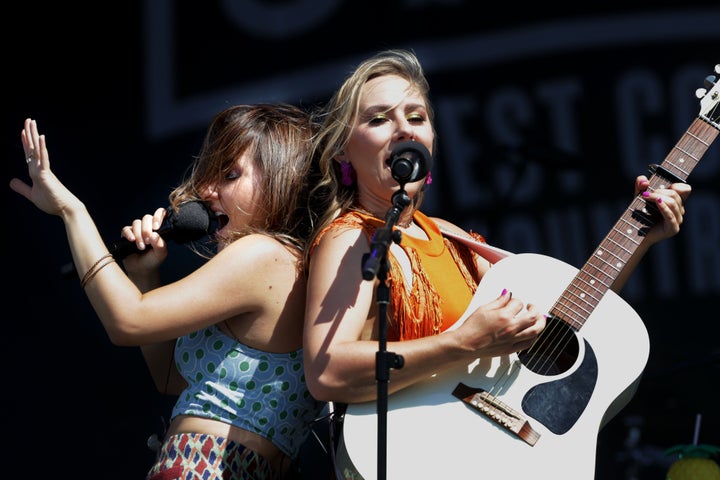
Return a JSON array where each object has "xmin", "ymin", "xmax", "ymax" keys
[{"xmin": 169, "ymin": 103, "xmax": 321, "ymax": 268}]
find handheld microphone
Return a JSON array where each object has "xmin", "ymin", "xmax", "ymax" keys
[
  {"xmin": 390, "ymin": 141, "xmax": 432, "ymax": 184},
  {"xmin": 61, "ymin": 201, "xmax": 216, "ymax": 277},
  {"xmin": 108, "ymin": 201, "xmax": 216, "ymax": 260}
]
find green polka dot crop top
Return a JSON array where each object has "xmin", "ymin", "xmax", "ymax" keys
[{"xmin": 171, "ymin": 324, "xmax": 323, "ymax": 459}]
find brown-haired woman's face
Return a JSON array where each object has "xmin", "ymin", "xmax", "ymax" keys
[{"xmin": 200, "ymin": 151, "xmax": 261, "ymax": 247}]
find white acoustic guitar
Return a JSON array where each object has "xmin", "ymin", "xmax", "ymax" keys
[{"xmin": 336, "ymin": 65, "xmax": 720, "ymax": 480}]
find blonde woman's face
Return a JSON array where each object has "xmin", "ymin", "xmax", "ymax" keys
[{"xmin": 341, "ymin": 74, "xmax": 434, "ymax": 211}]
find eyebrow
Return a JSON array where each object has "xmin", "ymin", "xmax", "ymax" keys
[{"xmin": 361, "ymin": 102, "xmax": 427, "ymax": 116}]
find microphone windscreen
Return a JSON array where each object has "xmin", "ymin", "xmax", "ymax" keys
[
  {"xmin": 391, "ymin": 141, "xmax": 432, "ymax": 183},
  {"xmin": 167, "ymin": 201, "xmax": 214, "ymax": 243}
]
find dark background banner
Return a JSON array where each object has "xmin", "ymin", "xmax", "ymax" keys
[{"xmin": 4, "ymin": 2, "xmax": 719, "ymax": 478}]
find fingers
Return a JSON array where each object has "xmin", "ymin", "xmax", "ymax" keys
[
  {"xmin": 494, "ymin": 289, "xmax": 530, "ymax": 319},
  {"xmin": 8, "ymin": 177, "xmax": 31, "ymax": 200},
  {"xmin": 24, "ymin": 118, "xmax": 39, "ymax": 157},
  {"xmin": 12, "ymin": 119, "xmax": 42, "ymax": 200},
  {"xmin": 21, "ymin": 119, "xmax": 35, "ymax": 164},
  {"xmin": 634, "ymin": 175, "xmax": 650, "ymax": 196},
  {"xmin": 634, "ymin": 171, "xmax": 692, "ymax": 242},
  {"xmin": 131, "ymin": 216, "xmax": 153, "ymax": 250},
  {"xmin": 671, "ymin": 182, "xmax": 692, "ymax": 202},
  {"xmin": 21, "ymin": 120, "xmax": 30, "ymax": 152},
  {"xmin": 498, "ymin": 297, "xmax": 547, "ymax": 353},
  {"xmin": 635, "ymin": 174, "xmax": 691, "ymax": 205},
  {"xmin": 523, "ymin": 303, "xmax": 547, "ymax": 335},
  {"xmin": 121, "ymin": 209, "xmax": 168, "ymax": 251},
  {"xmin": 636, "ymin": 173, "xmax": 691, "ymax": 208},
  {"xmin": 643, "ymin": 183, "xmax": 686, "ymax": 234},
  {"xmin": 494, "ymin": 290, "xmax": 545, "ymax": 335},
  {"xmin": 21, "ymin": 118, "xmax": 48, "ymax": 169},
  {"xmin": 145, "ymin": 209, "xmax": 168, "ymax": 250},
  {"xmin": 152, "ymin": 207, "xmax": 167, "ymax": 231},
  {"xmin": 120, "ymin": 225, "xmax": 136, "ymax": 242},
  {"xmin": 38, "ymin": 130, "xmax": 49, "ymax": 167},
  {"xmin": 462, "ymin": 291, "xmax": 548, "ymax": 357},
  {"xmin": 507, "ymin": 303, "xmax": 545, "ymax": 340}
]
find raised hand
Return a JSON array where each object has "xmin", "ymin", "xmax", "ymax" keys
[{"xmin": 9, "ymin": 118, "xmax": 83, "ymax": 217}]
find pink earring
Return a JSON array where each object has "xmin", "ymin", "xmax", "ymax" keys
[
  {"xmin": 341, "ymin": 161, "xmax": 356, "ymax": 186},
  {"xmin": 425, "ymin": 172, "xmax": 433, "ymax": 185}
]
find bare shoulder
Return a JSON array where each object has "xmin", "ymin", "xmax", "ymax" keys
[
  {"xmin": 214, "ymin": 233, "xmax": 300, "ymax": 270},
  {"xmin": 314, "ymin": 224, "xmax": 368, "ymax": 257},
  {"xmin": 429, "ymin": 216, "xmax": 467, "ymax": 235},
  {"xmin": 203, "ymin": 234, "xmax": 303, "ymax": 307}
]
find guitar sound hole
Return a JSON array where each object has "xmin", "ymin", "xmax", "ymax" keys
[{"xmin": 517, "ymin": 315, "xmax": 579, "ymax": 376}]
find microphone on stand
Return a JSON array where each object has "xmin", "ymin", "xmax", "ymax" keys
[
  {"xmin": 390, "ymin": 141, "xmax": 432, "ymax": 185},
  {"xmin": 362, "ymin": 142, "xmax": 432, "ymax": 280}
]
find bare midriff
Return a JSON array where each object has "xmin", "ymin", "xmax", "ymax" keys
[{"xmin": 166, "ymin": 415, "xmax": 290, "ymax": 475}]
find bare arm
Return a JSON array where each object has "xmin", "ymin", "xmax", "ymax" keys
[
  {"xmin": 9, "ymin": 119, "xmax": 295, "ymax": 347},
  {"xmin": 303, "ymin": 227, "xmax": 545, "ymax": 404},
  {"xmin": 118, "ymin": 210, "xmax": 187, "ymax": 394}
]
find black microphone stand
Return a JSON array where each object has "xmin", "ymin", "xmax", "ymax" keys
[{"xmin": 361, "ymin": 188, "xmax": 410, "ymax": 480}]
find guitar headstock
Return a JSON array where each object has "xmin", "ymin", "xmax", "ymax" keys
[{"xmin": 697, "ymin": 64, "xmax": 720, "ymax": 128}]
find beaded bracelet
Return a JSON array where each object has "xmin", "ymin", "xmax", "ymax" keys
[{"xmin": 80, "ymin": 253, "xmax": 115, "ymax": 289}]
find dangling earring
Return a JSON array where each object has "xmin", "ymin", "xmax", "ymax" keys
[
  {"xmin": 421, "ymin": 171, "xmax": 433, "ymax": 192},
  {"xmin": 341, "ymin": 161, "xmax": 356, "ymax": 186}
]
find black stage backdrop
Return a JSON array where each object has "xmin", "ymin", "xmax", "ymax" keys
[{"xmin": 3, "ymin": 2, "xmax": 719, "ymax": 478}]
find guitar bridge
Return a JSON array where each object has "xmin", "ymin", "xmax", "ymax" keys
[{"xmin": 452, "ymin": 383, "xmax": 540, "ymax": 446}]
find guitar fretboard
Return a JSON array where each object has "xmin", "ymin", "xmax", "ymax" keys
[{"xmin": 555, "ymin": 117, "xmax": 719, "ymax": 330}]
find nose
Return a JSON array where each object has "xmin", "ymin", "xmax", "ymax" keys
[
  {"xmin": 395, "ymin": 117, "xmax": 415, "ymax": 141},
  {"xmin": 200, "ymin": 183, "xmax": 218, "ymax": 200}
]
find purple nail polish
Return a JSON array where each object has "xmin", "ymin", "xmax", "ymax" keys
[{"xmin": 501, "ymin": 288, "xmax": 507, "ymax": 296}]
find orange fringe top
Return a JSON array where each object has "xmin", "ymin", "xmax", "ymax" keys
[{"xmin": 312, "ymin": 210, "xmax": 487, "ymax": 340}]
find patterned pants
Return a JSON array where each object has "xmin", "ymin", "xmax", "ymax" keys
[{"xmin": 146, "ymin": 433, "xmax": 276, "ymax": 480}]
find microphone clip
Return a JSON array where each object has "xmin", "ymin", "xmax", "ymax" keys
[{"xmin": 361, "ymin": 190, "xmax": 411, "ymax": 280}]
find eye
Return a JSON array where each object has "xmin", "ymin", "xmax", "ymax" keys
[
  {"xmin": 368, "ymin": 113, "xmax": 389, "ymax": 125},
  {"xmin": 407, "ymin": 113, "xmax": 425, "ymax": 123},
  {"xmin": 224, "ymin": 170, "xmax": 240, "ymax": 181}
]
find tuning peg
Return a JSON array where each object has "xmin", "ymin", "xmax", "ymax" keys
[
  {"xmin": 704, "ymin": 75, "xmax": 717, "ymax": 90},
  {"xmin": 696, "ymin": 87, "xmax": 707, "ymax": 99}
]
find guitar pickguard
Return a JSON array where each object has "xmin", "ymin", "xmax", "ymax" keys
[{"xmin": 523, "ymin": 338, "xmax": 598, "ymax": 434}]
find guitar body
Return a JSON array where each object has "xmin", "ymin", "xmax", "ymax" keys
[{"xmin": 337, "ymin": 253, "xmax": 650, "ymax": 480}]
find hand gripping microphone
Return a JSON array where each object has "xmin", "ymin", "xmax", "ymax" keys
[
  {"xmin": 108, "ymin": 200, "xmax": 216, "ymax": 260},
  {"xmin": 390, "ymin": 141, "xmax": 432, "ymax": 184},
  {"xmin": 61, "ymin": 201, "xmax": 216, "ymax": 277}
]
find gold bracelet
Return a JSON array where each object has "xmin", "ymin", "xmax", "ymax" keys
[
  {"xmin": 80, "ymin": 253, "xmax": 114, "ymax": 288},
  {"xmin": 80, "ymin": 257, "xmax": 116, "ymax": 289}
]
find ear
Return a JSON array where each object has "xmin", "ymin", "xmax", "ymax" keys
[{"xmin": 334, "ymin": 150, "xmax": 346, "ymax": 163}]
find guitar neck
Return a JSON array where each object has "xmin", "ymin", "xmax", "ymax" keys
[{"xmin": 554, "ymin": 117, "xmax": 719, "ymax": 330}]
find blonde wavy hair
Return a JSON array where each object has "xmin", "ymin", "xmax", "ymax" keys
[{"xmin": 306, "ymin": 49, "xmax": 437, "ymax": 262}]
